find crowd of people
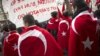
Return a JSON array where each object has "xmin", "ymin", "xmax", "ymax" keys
[{"xmin": 0, "ymin": 0, "xmax": 100, "ymax": 56}]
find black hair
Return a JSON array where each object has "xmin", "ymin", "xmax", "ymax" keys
[
  {"xmin": 72, "ymin": 0, "xmax": 89, "ymax": 19},
  {"xmin": 2, "ymin": 24, "xmax": 9, "ymax": 32},
  {"xmin": 94, "ymin": 10, "xmax": 100, "ymax": 19},
  {"xmin": 8, "ymin": 23, "xmax": 16, "ymax": 31},
  {"xmin": 23, "ymin": 14, "xmax": 35, "ymax": 26},
  {"xmin": 73, "ymin": 0, "xmax": 88, "ymax": 9},
  {"xmin": 17, "ymin": 27, "xmax": 23, "ymax": 34},
  {"xmin": 35, "ymin": 20, "xmax": 41, "ymax": 27},
  {"xmin": 51, "ymin": 11, "xmax": 58, "ymax": 18},
  {"xmin": 97, "ymin": 4, "xmax": 100, "ymax": 10}
]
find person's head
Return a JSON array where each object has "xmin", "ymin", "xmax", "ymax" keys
[
  {"xmin": 35, "ymin": 20, "xmax": 41, "ymax": 27},
  {"xmin": 23, "ymin": 14, "xmax": 35, "ymax": 27},
  {"xmin": 8, "ymin": 23, "xmax": 16, "ymax": 31},
  {"xmin": 94, "ymin": 10, "xmax": 100, "ymax": 19},
  {"xmin": 17, "ymin": 27, "xmax": 23, "ymax": 34},
  {"xmin": 97, "ymin": 4, "xmax": 100, "ymax": 10},
  {"xmin": 2, "ymin": 24, "xmax": 9, "ymax": 32},
  {"xmin": 17, "ymin": 27, "xmax": 26, "ymax": 34},
  {"xmin": 51, "ymin": 11, "xmax": 58, "ymax": 18},
  {"xmin": 72, "ymin": 0, "xmax": 88, "ymax": 10},
  {"xmin": 72, "ymin": 0, "xmax": 89, "ymax": 19}
]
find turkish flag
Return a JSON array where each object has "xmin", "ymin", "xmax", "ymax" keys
[
  {"xmin": 3, "ymin": 31, "xmax": 19, "ymax": 56},
  {"xmin": 68, "ymin": 10, "xmax": 99, "ymax": 56},
  {"xmin": 62, "ymin": 3, "xmax": 65, "ymax": 12},
  {"xmin": 57, "ymin": 7, "xmax": 63, "ymax": 18}
]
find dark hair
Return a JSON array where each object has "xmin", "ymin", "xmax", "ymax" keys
[
  {"xmin": 2, "ymin": 24, "xmax": 9, "ymax": 32},
  {"xmin": 23, "ymin": 14, "xmax": 35, "ymax": 26},
  {"xmin": 8, "ymin": 23, "xmax": 16, "ymax": 31},
  {"xmin": 97, "ymin": 4, "xmax": 100, "ymax": 10},
  {"xmin": 35, "ymin": 20, "xmax": 41, "ymax": 26},
  {"xmin": 94, "ymin": 10, "xmax": 100, "ymax": 19},
  {"xmin": 72, "ymin": 0, "xmax": 89, "ymax": 19},
  {"xmin": 63, "ymin": 11, "xmax": 69, "ymax": 17},
  {"xmin": 51, "ymin": 11, "xmax": 58, "ymax": 17},
  {"xmin": 17, "ymin": 27, "xmax": 24, "ymax": 34},
  {"xmin": 73, "ymin": 0, "xmax": 88, "ymax": 9}
]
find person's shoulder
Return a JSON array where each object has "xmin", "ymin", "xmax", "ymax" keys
[
  {"xmin": 77, "ymin": 13, "xmax": 91, "ymax": 18},
  {"xmin": 36, "ymin": 26, "xmax": 51, "ymax": 35},
  {"xmin": 71, "ymin": 14, "xmax": 91, "ymax": 31},
  {"xmin": 75, "ymin": 14, "xmax": 91, "ymax": 23},
  {"xmin": 9, "ymin": 33, "xmax": 19, "ymax": 39},
  {"xmin": 36, "ymin": 26, "xmax": 48, "ymax": 32}
]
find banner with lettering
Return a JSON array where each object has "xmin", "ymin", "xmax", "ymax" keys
[{"xmin": 2, "ymin": 0, "xmax": 64, "ymax": 27}]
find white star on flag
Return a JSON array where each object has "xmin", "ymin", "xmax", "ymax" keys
[
  {"xmin": 12, "ymin": 44, "xmax": 18, "ymax": 51},
  {"xmin": 61, "ymin": 31, "xmax": 66, "ymax": 36},
  {"xmin": 82, "ymin": 37, "xmax": 94, "ymax": 50}
]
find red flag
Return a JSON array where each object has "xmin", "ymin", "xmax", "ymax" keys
[
  {"xmin": 3, "ymin": 31, "xmax": 19, "ymax": 56},
  {"xmin": 62, "ymin": 3, "xmax": 65, "ymax": 12},
  {"xmin": 68, "ymin": 10, "xmax": 99, "ymax": 56},
  {"xmin": 57, "ymin": 7, "xmax": 63, "ymax": 18}
]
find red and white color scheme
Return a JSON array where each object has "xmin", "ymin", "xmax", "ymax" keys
[
  {"xmin": 95, "ymin": 0, "xmax": 100, "ymax": 6},
  {"xmin": 2, "ymin": 0, "xmax": 64, "ymax": 27},
  {"xmin": 18, "ymin": 25, "xmax": 63, "ymax": 56},
  {"xmin": 47, "ymin": 17, "xmax": 60, "ymax": 31},
  {"xmin": 57, "ymin": 16, "xmax": 72, "ymax": 50},
  {"xmin": 2, "ymin": 0, "xmax": 57, "ymax": 27},
  {"xmin": 3, "ymin": 31, "xmax": 19, "ymax": 56},
  {"xmin": 68, "ymin": 10, "xmax": 99, "ymax": 56}
]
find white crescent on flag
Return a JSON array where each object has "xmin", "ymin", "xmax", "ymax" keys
[
  {"xmin": 18, "ymin": 29, "xmax": 47, "ymax": 56},
  {"xmin": 71, "ymin": 10, "xmax": 97, "ymax": 35}
]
